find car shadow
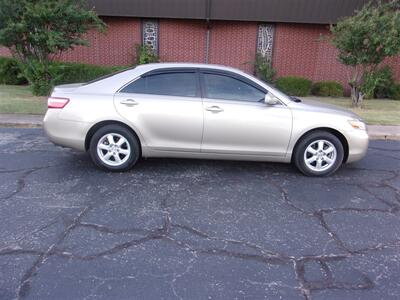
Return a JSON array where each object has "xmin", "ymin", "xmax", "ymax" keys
[{"xmin": 65, "ymin": 150, "xmax": 298, "ymax": 176}]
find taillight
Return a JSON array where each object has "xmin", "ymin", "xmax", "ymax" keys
[{"xmin": 48, "ymin": 97, "xmax": 70, "ymax": 109}]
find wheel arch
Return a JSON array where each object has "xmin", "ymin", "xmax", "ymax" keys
[
  {"xmin": 291, "ymin": 127, "xmax": 349, "ymax": 163},
  {"xmin": 85, "ymin": 120, "xmax": 142, "ymax": 155}
]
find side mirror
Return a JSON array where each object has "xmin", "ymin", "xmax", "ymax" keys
[{"xmin": 264, "ymin": 93, "xmax": 279, "ymax": 105}]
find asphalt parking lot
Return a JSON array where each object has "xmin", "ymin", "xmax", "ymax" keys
[{"xmin": 0, "ymin": 128, "xmax": 399, "ymax": 300}]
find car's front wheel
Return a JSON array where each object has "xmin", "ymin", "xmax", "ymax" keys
[
  {"xmin": 293, "ymin": 131, "xmax": 344, "ymax": 176},
  {"xmin": 89, "ymin": 124, "xmax": 140, "ymax": 171}
]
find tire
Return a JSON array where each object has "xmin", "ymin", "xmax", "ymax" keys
[
  {"xmin": 293, "ymin": 131, "xmax": 344, "ymax": 177},
  {"xmin": 89, "ymin": 124, "xmax": 140, "ymax": 172}
]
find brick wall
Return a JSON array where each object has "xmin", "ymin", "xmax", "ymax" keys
[
  {"xmin": 272, "ymin": 23, "xmax": 400, "ymax": 92},
  {"xmin": 159, "ymin": 19, "xmax": 207, "ymax": 63},
  {"xmin": 209, "ymin": 21, "xmax": 257, "ymax": 74},
  {"xmin": 273, "ymin": 23, "xmax": 350, "ymax": 87},
  {"xmin": 159, "ymin": 19, "xmax": 257, "ymax": 74},
  {"xmin": 1, "ymin": 17, "xmax": 400, "ymax": 89},
  {"xmin": 385, "ymin": 56, "xmax": 400, "ymax": 82},
  {"xmin": 59, "ymin": 17, "xmax": 141, "ymax": 66},
  {"xmin": 0, "ymin": 17, "xmax": 141, "ymax": 66},
  {"xmin": 0, "ymin": 47, "xmax": 11, "ymax": 57}
]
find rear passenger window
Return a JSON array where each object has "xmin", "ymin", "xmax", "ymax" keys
[
  {"xmin": 121, "ymin": 77, "xmax": 147, "ymax": 94},
  {"xmin": 121, "ymin": 72, "xmax": 198, "ymax": 97}
]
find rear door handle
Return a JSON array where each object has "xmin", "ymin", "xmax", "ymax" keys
[
  {"xmin": 120, "ymin": 99, "xmax": 138, "ymax": 106},
  {"xmin": 205, "ymin": 106, "xmax": 224, "ymax": 113}
]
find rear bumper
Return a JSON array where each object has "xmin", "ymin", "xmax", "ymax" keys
[
  {"xmin": 43, "ymin": 110, "xmax": 89, "ymax": 151},
  {"xmin": 346, "ymin": 129, "xmax": 369, "ymax": 163}
]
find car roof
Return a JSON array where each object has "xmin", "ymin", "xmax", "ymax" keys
[{"xmin": 134, "ymin": 63, "xmax": 243, "ymax": 74}]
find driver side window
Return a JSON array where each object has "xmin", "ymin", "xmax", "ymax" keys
[{"xmin": 203, "ymin": 73, "xmax": 265, "ymax": 102}]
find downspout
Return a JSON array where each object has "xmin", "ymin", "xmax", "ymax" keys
[{"xmin": 205, "ymin": 0, "xmax": 212, "ymax": 64}]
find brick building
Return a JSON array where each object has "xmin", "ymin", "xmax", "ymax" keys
[{"xmin": 1, "ymin": 0, "xmax": 400, "ymax": 90}]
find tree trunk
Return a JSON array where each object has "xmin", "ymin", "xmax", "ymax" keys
[{"xmin": 350, "ymin": 85, "xmax": 363, "ymax": 108}]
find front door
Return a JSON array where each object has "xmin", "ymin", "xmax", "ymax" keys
[{"xmin": 201, "ymin": 72, "xmax": 292, "ymax": 156}]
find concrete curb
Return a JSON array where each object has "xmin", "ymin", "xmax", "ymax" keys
[
  {"xmin": 367, "ymin": 125, "xmax": 400, "ymax": 141},
  {"xmin": 0, "ymin": 114, "xmax": 43, "ymax": 128},
  {"xmin": 0, "ymin": 114, "xmax": 399, "ymax": 140}
]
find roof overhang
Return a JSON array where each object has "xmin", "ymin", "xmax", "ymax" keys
[{"xmin": 87, "ymin": 0, "xmax": 369, "ymax": 24}]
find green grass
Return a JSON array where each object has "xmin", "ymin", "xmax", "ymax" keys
[
  {"xmin": 0, "ymin": 85, "xmax": 47, "ymax": 114},
  {"xmin": 301, "ymin": 96, "xmax": 400, "ymax": 125},
  {"xmin": 0, "ymin": 85, "xmax": 399, "ymax": 125}
]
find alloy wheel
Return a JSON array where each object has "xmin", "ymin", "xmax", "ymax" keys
[
  {"xmin": 303, "ymin": 139, "xmax": 337, "ymax": 172},
  {"xmin": 96, "ymin": 133, "xmax": 131, "ymax": 167}
]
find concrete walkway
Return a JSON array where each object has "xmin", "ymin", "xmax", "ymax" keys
[{"xmin": 0, "ymin": 113, "xmax": 399, "ymax": 140}]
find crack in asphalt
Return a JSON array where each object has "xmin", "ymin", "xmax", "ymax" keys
[
  {"xmin": 4, "ymin": 221, "xmax": 399, "ymax": 299},
  {"xmin": 0, "ymin": 129, "xmax": 399, "ymax": 299},
  {"xmin": 16, "ymin": 205, "xmax": 92, "ymax": 299},
  {"xmin": 0, "ymin": 166, "xmax": 52, "ymax": 201}
]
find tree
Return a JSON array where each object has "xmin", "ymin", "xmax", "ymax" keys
[
  {"xmin": 253, "ymin": 53, "xmax": 276, "ymax": 84},
  {"xmin": 330, "ymin": 0, "xmax": 400, "ymax": 107},
  {"xmin": 0, "ymin": 0, "xmax": 105, "ymax": 95},
  {"xmin": 135, "ymin": 44, "xmax": 159, "ymax": 65}
]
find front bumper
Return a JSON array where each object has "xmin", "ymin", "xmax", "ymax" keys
[
  {"xmin": 43, "ymin": 110, "xmax": 89, "ymax": 151},
  {"xmin": 346, "ymin": 129, "xmax": 369, "ymax": 163}
]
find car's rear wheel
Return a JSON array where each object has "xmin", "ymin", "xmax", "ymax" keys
[
  {"xmin": 294, "ymin": 131, "xmax": 344, "ymax": 176},
  {"xmin": 89, "ymin": 124, "xmax": 140, "ymax": 171}
]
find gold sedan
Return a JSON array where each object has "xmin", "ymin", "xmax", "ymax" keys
[{"xmin": 44, "ymin": 63, "xmax": 368, "ymax": 176}]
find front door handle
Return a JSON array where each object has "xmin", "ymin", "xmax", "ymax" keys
[
  {"xmin": 205, "ymin": 106, "xmax": 224, "ymax": 113},
  {"xmin": 120, "ymin": 99, "xmax": 138, "ymax": 106}
]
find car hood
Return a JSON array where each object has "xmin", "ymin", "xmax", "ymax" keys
[{"xmin": 291, "ymin": 99, "xmax": 361, "ymax": 119}]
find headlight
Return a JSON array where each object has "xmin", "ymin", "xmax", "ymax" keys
[{"xmin": 348, "ymin": 119, "xmax": 366, "ymax": 130}]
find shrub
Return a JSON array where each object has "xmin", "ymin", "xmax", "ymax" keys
[
  {"xmin": 275, "ymin": 76, "xmax": 312, "ymax": 96},
  {"xmin": 19, "ymin": 59, "xmax": 54, "ymax": 95},
  {"xmin": 0, "ymin": 57, "xmax": 27, "ymax": 85},
  {"xmin": 16, "ymin": 58, "xmax": 127, "ymax": 95},
  {"xmin": 136, "ymin": 44, "xmax": 159, "ymax": 65},
  {"xmin": 390, "ymin": 83, "xmax": 400, "ymax": 100},
  {"xmin": 254, "ymin": 54, "xmax": 276, "ymax": 83},
  {"xmin": 49, "ymin": 62, "xmax": 126, "ymax": 85},
  {"xmin": 311, "ymin": 81, "xmax": 344, "ymax": 97},
  {"xmin": 0, "ymin": 56, "xmax": 128, "ymax": 94},
  {"xmin": 361, "ymin": 66, "xmax": 394, "ymax": 99}
]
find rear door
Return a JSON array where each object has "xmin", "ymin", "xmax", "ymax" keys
[
  {"xmin": 114, "ymin": 69, "xmax": 203, "ymax": 152},
  {"xmin": 200, "ymin": 71, "xmax": 292, "ymax": 156}
]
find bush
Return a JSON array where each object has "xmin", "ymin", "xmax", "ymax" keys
[
  {"xmin": 311, "ymin": 81, "xmax": 344, "ymax": 97},
  {"xmin": 0, "ymin": 56, "xmax": 127, "ymax": 94},
  {"xmin": 19, "ymin": 59, "xmax": 54, "ymax": 95},
  {"xmin": 136, "ymin": 44, "xmax": 159, "ymax": 65},
  {"xmin": 49, "ymin": 62, "xmax": 126, "ymax": 86},
  {"xmin": 254, "ymin": 54, "xmax": 276, "ymax": 83},
  {"xmin": 6, "ymin": 56, "xmax": 128, "ymax": 95},
  {"xmin": 0, "ymin": 57, "xmax": 27, "ymax": 85},
  {"xmin": 362, "ymin": 66, "xmax": 394, "ymax": 99},
  {"xmin": 275, "ymin": 76, "xmax": 312, "ymax": 96},
  {"xmin": 390, "ymin": 83, "xmax": 400, "ymax": 100}
]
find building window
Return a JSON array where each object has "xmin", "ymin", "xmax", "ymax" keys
[
  {"xmin": 257, "ymin": 24, "xmax": 275, "ymax": 63},
  {"xmin": 142, "ymin": 19, "xmax": 159, "ymax": 55}
]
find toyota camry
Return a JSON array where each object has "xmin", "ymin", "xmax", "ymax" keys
[{"xmin": 43, "ymin": 63, "xmax": 368, "ymax": 176}]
